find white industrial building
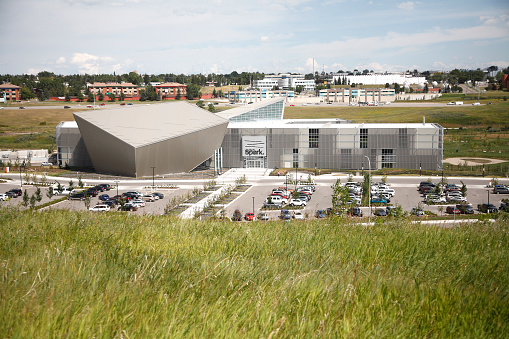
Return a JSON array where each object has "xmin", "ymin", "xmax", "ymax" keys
[{"xmin": 253, "ymin": 74, "xmax": 315, "ymax": 92}]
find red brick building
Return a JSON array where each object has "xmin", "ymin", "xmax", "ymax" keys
[
  {"xmin": 155, "ymin": 82, "xmax": 187, "ymax": 100},
  {"xmin": 0, "ymin": 83, "xmax": 21, "ymax": 101},
  {"xmin": 87, "ymin": 82, "xmax": 139, "ymax": 99}
]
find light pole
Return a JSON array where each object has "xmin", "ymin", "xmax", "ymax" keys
[
  {"xmin": 420, "ymin": 162, "xmax": 422, "ymax": 176},
  {"xmin": 151, "ymin": 166, "xmax": 156, "ymax": 189},
  {"xmin": 487, "ymin": 190, "xmax": 490, "ymax": 206},
  {"xmin": 252, "ymin": 196, "xmax": 255, "ymax": 216},
  {"xmin": 364, "ymin": 155, "xmax": 371, "ymax": 225},
  {"xmin": 114, "ymin": 180, "xmax": 119, "ymax": 197}
]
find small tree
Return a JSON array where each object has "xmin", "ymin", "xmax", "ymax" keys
[
  {"xmin": 34, "ymin": 187, "xmax": 42, "ymax": 203},
  {"xmin": 22, "ymin": 190, "xmax": 29, "ymax": 207},
  {"xmin": 68, "ymin": 179, "xmax": 74, "ymax": 192},
  {"xmin": 196, "ymin": 100, "xmax": 205, "ymax": 109},
  {"xmin": 347, "ymin": 173, "xmax": 353, "ymax": 182},
  {"xmin": 98, "ymin": 92, "xmax": 104, "ymax": 101},
  {"xmin": 46, "ymin": 187, "xmax": 54, "ymax": 200},
  {"xmin": 77, "ymin": 92, "xmax": 84, "ymax": 102},
  {"xmin": 108, "ymin": 93, "xmax": 116, "ymax": 102},
  {"xmin": 56, "ymin": 182, "xmax": 64, "ymax": 195},
  {"xmin": 381, "ymin": 175, "xmax": 387, "ymax": 184},
  {"xmin": 78, "ymin": 175, "xmax": 84, "ymax": 188},
  {"xmin": 84, "ymin": 194, "xmax": 91, "ymax": 210},
  {"xmin": 40, "ymin": 173, "xmax": 47, "ymax": 185},
  {"xmin": 120, "ymin": 92, "xmax": 125, "ymax": 101},
  {"xmin": 331, "ymin": 178, "xmax": 350, "ymax": 215},
  {"xmin": 87, "ymin": 92, "xmax": 94, "ymax": 102},
  {"xmin": 175, "ymin": 88, "xmax": 181, "ymax": 100},
  {"xmin": 208, "ymin": 103, "xmax": 216, "ymax": 112},
  {"xmin": 29, "ymin": 194, "xmax": 37, "ymax": 209},
  {"xmin": 460, "ymin": 181, "xmax": 467, "ymax": 197}
]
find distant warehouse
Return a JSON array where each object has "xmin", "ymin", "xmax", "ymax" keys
[{"xmin": 56, "ymin": 98, "xmax": 442, "ymax": 176}]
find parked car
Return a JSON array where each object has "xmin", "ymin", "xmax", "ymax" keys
[
  {"xmin": 371, "ymin": 197, "xmax": 388, "ymax": 204},
  {"xmin": 89, "ymin": 204, "xmax": 110, "ymax": 212},
  {"xmin": 98, "ymin": 194, "xmax": 110, "ymax": 201},
  {"xmin": 477, "ymin": 203, "xmax": 497, "ymax": 213},
  {"xmin": 411, "ymin": 207, "xmax": 425, "ymax": 216},
  {"xmin": 456, "ymin": 204, "xmax": 474, "ymax": 214},
  {"xmin": 289, "ymin": 198, "xmax": 306, "ymax": 206},
  {"xmin": 152, "ymin": 192, "xmax": 164, "ymax": 199},
  {"xmin": 260, "ymin": 213, "xmax": 269, "ymax": 221},
  {"xmin": 280, "ymin": 209, "xmax": 291, "ymax": 220},
  {"xmin": 447, "ymin": 195, "xmax": 467, "ymax": 203},
  {"xmin": 131, "ymin": 199, "xmax": 146, "ymax": 208},
  {"xmin": 68, "ymin": 193, "xmax": 86, "ymax": 200},
  {"xmin": 350, "ymin": 207, "xmax": 363, "ymax": 217},
  {"xmin": 500, "ymin": 202, "xmax": 509, "ymax": 212},
  {"xmin": 86, "ymin": 188, "xmax": 99, "ymax": 197},
  {"xmin": 446, "ymin": 206, "xmax": 461, "ymax": 214},
  {"xmin": 5, "ymin": 189, "xmax": 22, "ymax": 197},
  {"xmin": 374, "ymin": 208, "xmax": 387, "ymax": 216},
  {"xmin": 0, "ymin": 193, "xmax": 10, "ymax": 201},
  {"xmin": 41, "ymin": 162, "xmax": 52, "ymax": 166},
  {"xmin": 97, "ymin": 184, "xmax": 111, "ymax": 191},
  {"xmin": 293, "ymin": 211, "xmax": 304, "ymax": 219},
  {"xmin": 493, "ymin": 186, "xmax": 509, "ymax": 194},
  {"xmin": 19, "ymin": 106, "xmax": 25, "ymax": 109},
  {"xmin": 315, "ymin": 210, "xmax": 326, "ymax": 218},
  {"xmin": 64, "ymin": 105, "xmax": 71, "ymax": 109},
  {"xmin": 263, "ymin": 202, "xmax": 283, "ymax": 209},
  {"xmin": 142, "ymin": 195, "xmax": 156, "ymax": 202},
  {"xmin": 99, "ymin": 103, "xmax": 106, "ymax": 106},
  {"xmin": 119, "ymin": 203, "xmax": 137, "ymax": 211},
  {"xmin": 245, "ymin": 212, "xmax": 256, "ymax": 221}
]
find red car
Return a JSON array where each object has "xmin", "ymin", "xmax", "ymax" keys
[
  {"xmin": 446, "ymin": 206, "xmax": 461, "ymax": 214},
  {"xmin": 99, "ymin": 103, "xmax": 106, "ymax": 106},
  {"xmin": 245, "ymin": 213, "xmax": 256, "ymax": 221}
]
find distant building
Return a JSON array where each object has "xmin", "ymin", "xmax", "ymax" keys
[
  {"xmin": 0, "ymin": 83, "xmax": 21, "ymax": 101},
  {"xmin": 87, "ymin": 82, "xmax": 139, "ymax": 98},
  {"xmin": 154, "ymin": 82, "xmax": 187, "ymax": 100},
  {"xmin": 333, "ymin": 73, "xmax": 426, "ymax": 87},
  {"xmin": 224, "ymin": 89, "xmax": 294, "ymax": 103},
  {"xmin": 319, "ymin": 88, "xmax": 396, "ymax": 103},
  {"xmin": 253, "ymin": 74, "xmax": 315, "ymax": 92}
]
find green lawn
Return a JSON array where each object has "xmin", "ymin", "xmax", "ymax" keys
[{"xmin": 1, "ymin": 208, "xmax": 508, "ymax": 337}]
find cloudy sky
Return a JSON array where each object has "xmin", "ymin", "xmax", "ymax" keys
[{"xmin": 1, "ymin": 0, "xmax": 508, "ymax": 75}]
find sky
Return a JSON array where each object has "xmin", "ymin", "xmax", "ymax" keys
[{"xmin": 0, "ymin": 0, "xmax": 508, "ymax": 76}]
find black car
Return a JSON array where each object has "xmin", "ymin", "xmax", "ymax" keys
[
  {"xmin": 477, "ymin": 203, "xmax": 498, "ymax": 213},
  {"xmin": 68, "ymin": 192, "xmax": 86, "ymax": 200},
  {"xmin": 93, "ymin": 185, "xmax": 105, "ymax": 192},
  {"xmin": 350, "ymin": 207, "xmax": 363, "ymax": 217},
  {"xmin": 98, "ymin": 184, "xmax": 111, "ymax": 191},
  {"xmin": 456, "ymin": 204, "xmax": 474, "ymax": 214},
  {"xmin": 118, "ymin": 203, "xmax": 137, "ymax": 211},
  {"xmin": 19, "ymin": 106, "xmax": 25, "ymax": 109},
  {"xmin": 64, "ymin": 106, "xmax": 71, "ymax": 109},
  {"xmin": 86, "ymin": 188, "xmax": 99, "ymax": 197},
  {"xmin": 152, "ymin": 192, "xmax": 164, "ymax": 199},
  {"xmin": 6, "ymin": 189, "xmax": 22, "ymax": 197},
  {"xmin": 374, "ymin": 208, "xmax": 387, "ymax": 216},
  {"xmin": 499, "ymin": 203, "xmax": 509, "ymax": 212}
]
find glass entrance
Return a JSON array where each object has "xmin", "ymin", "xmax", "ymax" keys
[{"xmin": 244, "ymin": 157, "xmax": 266, "ymax": 168}]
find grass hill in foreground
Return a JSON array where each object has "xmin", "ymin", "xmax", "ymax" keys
[{"xmin": 1, "ymin": 208, "xmax": 508, "ymax": 338}]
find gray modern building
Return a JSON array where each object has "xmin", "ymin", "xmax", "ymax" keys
[
  {"xmin": 57, "ymin": 102, "xmax": 228, "ymax": 177},
  {"xmin": 56, "ymin": 97, "xmax": 443, "ymax": 176}
]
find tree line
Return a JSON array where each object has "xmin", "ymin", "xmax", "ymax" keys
[{"xmin": 0, "ymin": 71, "xmax": 266, "ymax": 101}]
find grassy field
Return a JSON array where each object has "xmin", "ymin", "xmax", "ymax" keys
[{"xmin": 1, "ymin": 208, "xmax": 508, "ymax": 337}]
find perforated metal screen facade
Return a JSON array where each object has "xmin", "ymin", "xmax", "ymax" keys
[{"xmin": 221, "ymin": 121, "xmax": 443, "ymax": 170}]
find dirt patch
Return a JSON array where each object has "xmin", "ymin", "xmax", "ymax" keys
[{"xmin": 444, "ymin": 157, "xmax": 507, "ymax": 166}]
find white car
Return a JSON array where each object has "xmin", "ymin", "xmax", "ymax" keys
[
  {"xmin": 142, "ymin": 195, "xmax": 155, "ymax": 202},
  {"xmin": 448, "ymin": 196, "xmax": 467, "ymax": 203},
  {"xmin": 289, "ymin": 198, "xmax": 306, "ymax": 206},
  {"xmin": 472, "ymin": 102, "xmax": 480, "ymax": 106},
  {"xmin": 89, "ymin": 204, "xmax": 110, "ymax": 212},
  {"xmin": 0, "ymin": 193, "xmax": 10, "ymax": 201},
  {"xmin": 293, "ymin": 211, "xmax": 304, "ymax": 219},
  {"xmin": 131, "ymin": 199, "xmax": 146, "ymax": 208},
  {"xmin": 447, "ymin": 102, "xmax": 455, "ymax": 105}
]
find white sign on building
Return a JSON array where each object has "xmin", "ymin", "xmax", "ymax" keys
[{"xmin": 242, "ymin": 136, "xmax": 266, "ymax": 157}]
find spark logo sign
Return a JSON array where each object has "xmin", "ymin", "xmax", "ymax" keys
[{"xmin": 242, "ymin": 136, "xmax": 266, "ymax": 157}]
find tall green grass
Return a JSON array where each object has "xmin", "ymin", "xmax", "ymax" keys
[{"xmin": 1, "ymin": 208, "xmax": 508, "ymax": 337}]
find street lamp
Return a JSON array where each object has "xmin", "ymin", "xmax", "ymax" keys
[
  {"xmin": 487, "ymin": 190, "xmax": 490, "ymax": 206},
  {"xmin": 252, "ymin": 196, "xmax": 255, "ymax": 215},
  {"xmin": 420, "ymin": 162, "xmax": 422, "ymax": 176},
  {"xmin": 114, "ymin": 180, "xmax": 119, "ymax": 197},
  {"xmin": 151, "ymin": 166, "xmax": 156, "ymax": 189},
  {"xmin": 364, "ymin": 155, "xmax": 371, "ymax": 225}
]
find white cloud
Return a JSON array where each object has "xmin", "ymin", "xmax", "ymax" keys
[
  {"xmin": 397, "ymin": 2, "xmax": 416, "ymax": 10},
  {"xmin": 56, "ymin": 57, "xmax": 66, "ymax": 64},
  {"xmin": 261, "ymin": 36, "xmax": 269, "ymax": 42}
]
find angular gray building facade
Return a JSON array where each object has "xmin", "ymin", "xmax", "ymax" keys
[{"xmin": 64, "ymin": 102, "xmax": 228, "ymax": 177}]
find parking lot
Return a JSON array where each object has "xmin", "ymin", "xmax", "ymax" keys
[{"xmin": 1, "ymin": 172, "xmax": 507, "ymax": 220}]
